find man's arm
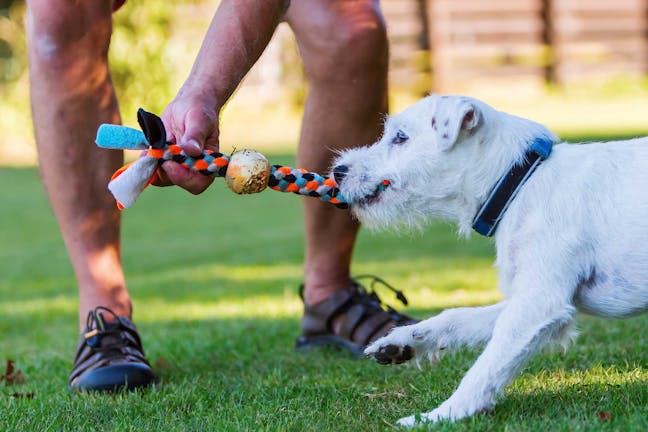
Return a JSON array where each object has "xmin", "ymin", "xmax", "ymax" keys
[
  {"xmin": 158, "ymin": 0, "xmax": 290, "ymax": 193},
  {"xmin": 184, "ymin": 0, "xmax": 291, "ymax": 106}
]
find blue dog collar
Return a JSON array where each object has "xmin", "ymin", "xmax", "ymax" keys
[{"xmin": 472, "ymin": 137, "xmax": 553, "ymax": 237}]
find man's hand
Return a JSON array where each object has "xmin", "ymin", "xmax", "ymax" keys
[
  {"xmin": 147, "ymin": 0, "xmax": 288, "ymax": 195},
  {"xmin": 152, "ymin": 91, "xmax": 221, "ymax": 194}
]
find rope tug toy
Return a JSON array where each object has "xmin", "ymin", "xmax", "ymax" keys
[{"xmin": 95, "ymin": 109, "xmax": 348, "ymax": 210}]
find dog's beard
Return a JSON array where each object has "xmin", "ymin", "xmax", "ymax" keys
[
  {"xmin": 351, "ymin": 190, "xmax": 431, "ymax": 233},
  {"xmin": 349, "ymin": 177, "xmax": 474, "ymax": 236}
]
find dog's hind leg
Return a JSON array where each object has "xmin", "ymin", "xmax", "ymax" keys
[
  {"xmin": 365, "ymin": 301, "xmax": 507, "ymax": 366},
  {"xmin": 398, "ymin": 294, "xmax": 575, "ymax": 426}
]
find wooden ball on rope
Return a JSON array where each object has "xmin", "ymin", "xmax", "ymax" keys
[{"xmin": 224, "ymin": 150, "xmax": 271, "ymax": 194}]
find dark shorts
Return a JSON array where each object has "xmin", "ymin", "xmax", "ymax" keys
[{"xmin": 113, "ymin": 0, "xmax": 126, "ymax": 12}]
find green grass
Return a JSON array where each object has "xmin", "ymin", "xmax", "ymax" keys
[{"xmin": 1, "ymin": 149, "xmax": 647, "ymax": 431}]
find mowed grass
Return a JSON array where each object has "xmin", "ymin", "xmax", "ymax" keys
[{"xmin": 1, "ymin": 148, "xmax": 647, "ymax": 431}]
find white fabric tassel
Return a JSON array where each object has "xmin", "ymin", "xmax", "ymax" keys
[{"xmin": 107, "ymin": 156, "xmax": 158, "ymax": 208}]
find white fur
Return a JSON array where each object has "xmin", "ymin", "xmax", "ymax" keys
[{"xmin": 332, "ymin": 94, "xmax": 648, "ymax": 425}]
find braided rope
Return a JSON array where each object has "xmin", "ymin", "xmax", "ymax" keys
[
  {"xmin": 147, "ymin": 146, "xmax": 231, "ymax": 176},
  {"xmin": 145, "ymin": 145, "xmax": 348, "ymax": 209},
  {"xmin": 269, "ymin": 165, "xmax": 347, "ymax": 208}
]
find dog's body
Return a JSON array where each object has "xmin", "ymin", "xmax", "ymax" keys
[{"xmin": 332, "ymin": 95, "xmax": 648, "ymax": 425}]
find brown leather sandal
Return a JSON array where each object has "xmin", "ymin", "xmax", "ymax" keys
[
  {"xmin": 69, "ymin": 307, "xmax": 157, "ymax": 392},
  {"xmin": 295, "ymin": 275, "xmax": 418, "ymax": 357}
]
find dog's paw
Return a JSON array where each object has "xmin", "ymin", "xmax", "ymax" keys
[
  {"xmin": 365, "ymin": 322, "xmax": 447, "ymax": 366},
  {"xmin": 396, "ymin": 410, "xmax": 445, "ymax": 427},
  {"xmin": 371, "ymin": 343, "xmax": 414, "ymax": 365},
  {"xmin": 396, "ymin": 396, "xmax": 492, "ymax": 426},
  {"xmin": 396, "ymin": 414, "xmax": 417, "ymax": 427},
  {"xmin": 365, "ymin": 325, "xmax": 418, "ymax": 365},
  {"xmin": 395, "ymin": 406, "xmax": 459, "ymax": 427}
]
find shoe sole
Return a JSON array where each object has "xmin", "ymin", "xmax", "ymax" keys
[
  {"xmin": 294, "ymin": 335, "xmax": 365, "ymax": 357},
  {"xmin": 70, "ymin": 363, "xmax": 158, "ymax": 392}
]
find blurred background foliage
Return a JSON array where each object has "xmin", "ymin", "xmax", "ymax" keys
[
  {"xmin": 0, "ymin": 0, "xmax": 306, "ymax": 164},
  {"xmin": 0, "ymin": 0, "xmax": 211, "ymax": 122},
  {"xmin": 109, "ymin": 0, "xmax": 236, "ymax": 119},
  {"xmin": 1, "ymin": 0, "xmax": 648, "ymax": 165},
  {"xmin": 0, "ymin": 1, "xmax": 24, "ymax": 84},
  {"xmin": 1, "ymin": 0, "xmax": 29, "ymax": 164},
  {"xmin": 0, "ymin": 0, "xmax": 222, "ymax": 163}
]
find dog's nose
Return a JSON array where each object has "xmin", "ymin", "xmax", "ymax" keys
[{"xmin": 333, "ymin": 165, "xmax": 349, "ymax": 184}]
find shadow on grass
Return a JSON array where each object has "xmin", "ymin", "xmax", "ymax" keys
[
  {"xmin": 497, "ymin": 378, "xmax": 648, "ymax": 428},
  {"xmin": 2, "ymin": 159, "xmax": 648, "ymax": 429},
  {"xmin": 136, "ymin": 313, "xmax": 648, "ymax": 395},
  {"xmin": 2, "ymin": 312, "xmax": 647, "ymax": 430}
]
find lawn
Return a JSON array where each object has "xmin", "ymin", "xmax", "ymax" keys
[{"xmin": 0, "ymin": 148, "xmax": 647, "ymax": 431}]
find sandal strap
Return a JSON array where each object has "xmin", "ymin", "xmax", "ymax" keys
[
  {"xmin": 352, "ymin": 310, "xmax": 394, "ymax": 345},
  {"xmin": 301, "ymin": 287, "xmax": 354, "ymax": 336},
  {"xmin": 301, "ymin": 276, "xmax": 415, "ymax": 347},
  {"xmin": 338, "ymin": 303, "xmax": 367, "ymax": 340},
  {"xmin": 69, "ymin": 307, "xmax": 151, "ymax": 385}
]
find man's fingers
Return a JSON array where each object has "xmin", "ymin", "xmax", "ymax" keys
[
  {"xmin": 183, "ymin": 139, "xmax": 203, "ymax": 157},
  {"xmin": 159, "ymin": 160, "xmax": 214, "ymax": 194},
  {"xmin": 181, "ymin": 108, "xmax": 218, "ymax": 157},
  {"xmin": 150, "ymin": 166, "xmax": 173, "ymax": 187},
  {"xmin": 204, "ymin": 133, "xmax": 220, "ymax": 153},
  {"xmin": 161, "ymin": 107, "xmax": 181, "ymax": 145}
]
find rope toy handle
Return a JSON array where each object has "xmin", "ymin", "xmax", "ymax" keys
[{"xmin": 95, "ymin": 108, "xmax": 348, "ymax": 210}]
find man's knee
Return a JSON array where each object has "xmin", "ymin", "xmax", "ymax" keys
[
  {"xmin": 294, "ymin": 2, "xmax": 389, "ymax": 83},
  {"xmin": 26, "ymin": 0, "xmax": 113, "ymax": 69}
]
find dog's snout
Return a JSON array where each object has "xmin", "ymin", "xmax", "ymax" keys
[{"xmin": 333, "ymin": 165, "xmax": 349, "ymax": 184}]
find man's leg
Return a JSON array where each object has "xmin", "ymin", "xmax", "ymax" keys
[
  {"xmin": 27, "ymin": 0, "xmax": 129, "ymax": 326},
  {"xmin": 286, "ymin": 0, "xmax": 414, "ymax": 354},
  {"xmin": 27, "ymin": 0, "xmax": 155, "ymax": 390}
]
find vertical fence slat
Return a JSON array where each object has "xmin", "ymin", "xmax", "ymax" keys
[{"xmin": 411, "ymin": 0, "xmax": 648, "ymax": 92}]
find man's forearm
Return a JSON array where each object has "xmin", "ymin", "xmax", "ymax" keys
[{"xmin": 181, "ymin": 0, "xmax": 290, "ymax": 108}]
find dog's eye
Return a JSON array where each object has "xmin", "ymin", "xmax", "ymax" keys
[{"xmin": 391, "ymin": 130, "xmax": 409, "ymax": 145}]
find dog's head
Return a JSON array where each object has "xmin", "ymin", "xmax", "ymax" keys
[{"xmin": 332, "ymin": 94, "xmax": 556, "ymax": 233}]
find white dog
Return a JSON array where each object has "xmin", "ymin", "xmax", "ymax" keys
[{"xmin": 331, "ymin": 94, "xmax": 648, "ymax": 426}]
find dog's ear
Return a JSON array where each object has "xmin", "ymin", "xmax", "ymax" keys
[{"xmin": 432, "ymin": 98, "xmax": 480, "ymax": 151}]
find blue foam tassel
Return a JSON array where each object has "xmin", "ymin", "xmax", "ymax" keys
[{"xmin": 96, "ymin": 124, "xmax": 149, "ymax": 150}]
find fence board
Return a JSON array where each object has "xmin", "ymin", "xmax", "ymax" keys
[
  {"xmin": 246, "ymin": 0, "xmax": 648, "ymax": 100},
  {"xmin": 425, "ymin": 0, "xmax": 546, "ymax": 90},
  {"xmin": 383, "ymin": 0, "xmax": 428, "ymax": 90},
  {"xmin": 550, "ymin": 0, "xmax": 648, "ymax": 83},
  {"xmin": 420, "ymin": 0, "xmax": 648, "ymax": 90}
]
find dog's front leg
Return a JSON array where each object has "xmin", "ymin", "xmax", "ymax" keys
[
  {"xmin": 365, "ymin": 301, "xmax": 507, "ymax": 366},
  {"xmin": 398, "ymin": 292, "xmax": 575, "ymax": 426}
]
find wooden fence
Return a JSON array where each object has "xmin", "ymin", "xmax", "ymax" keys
[{"xmin": 382, "ymin": 0, "xmax": 648, "ymax": 92}]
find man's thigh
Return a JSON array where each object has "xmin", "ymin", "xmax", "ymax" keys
[
  {"xmin": 285, "ymin": 0, "xmax": 383, "ymax": 46},
  {"xmin": 27, "ymin": 0, "xmax": 115, "ymax": 59},
  {"xmin": 284, "ymin": 0, "xmax": 386, "ymax": 76}
]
